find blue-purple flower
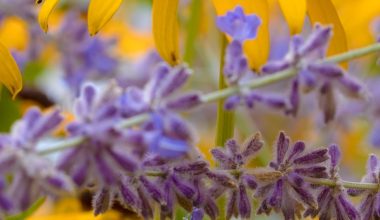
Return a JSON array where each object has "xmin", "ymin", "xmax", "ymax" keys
[
  {"xmin": 216, "ymin": 6, "xmax": 261, "ymax": 42},
  {"xmin": 255, "ymin": 132, "xmax": 328, "ymax": 219}
]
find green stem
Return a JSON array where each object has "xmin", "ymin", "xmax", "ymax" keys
[
  {"xmin": 39, "ymin": 136, "xmax": 85, "ymax": 155},
  {"xmin": 38, "ymin": 42, "xmax": 380, "ymax": 155},
  {"xmin": 183, "ymin": 0, "xmax": 202, "ymax": 64},
  {"xmin": 303, "ymin": 176, "xmax": 378, "ymax": 190},
  {"xmin": 215, "ymin": 36, "xmax": 235, "ymax": 147}
]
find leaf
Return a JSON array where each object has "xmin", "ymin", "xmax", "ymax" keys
[
  {"xmin": 5, "ymin": 197, "xmax": 45, "ymax": 220},
  {"xmin": 278, "ymin": 0, "xmax": 307, "ymax": 34},
  {"xmin": 87, "ymin": 0, "xmax": 123, "ymax": 36},
  {"xmin": 307, "ymin": 0, "xmax": 348, "ymax": 57},
  {"xmin": 37, "ymin": 0, "xmax": 60, "ymax": 33},
  {"xmin": 212, "ymin": 0, "xmax": 270, "ymax": 70},
  {"xmin": 0, "ymin": 41, "xmax": 22, "ymax": 98},
  {"xmin": 152, "ymin": 0, "xmax": 180, "ymax": 66}
]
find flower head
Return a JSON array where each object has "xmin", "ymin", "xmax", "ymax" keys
[
  {"xmin": 216, "ymin": 6, "xmax": 261, "ymax": 42},
  {"xmin": 255, "ymin": 132, "xmax": 328, "ymax": 219}
]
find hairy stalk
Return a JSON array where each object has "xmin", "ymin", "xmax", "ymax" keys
[{"xmin": 38, "ymin": 43, "xmax": 380, "ymax": 155}]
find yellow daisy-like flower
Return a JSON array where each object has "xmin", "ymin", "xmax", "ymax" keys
[{"xmin": 37, "ymin": 0, "xmax": 123, "ymax": 36}]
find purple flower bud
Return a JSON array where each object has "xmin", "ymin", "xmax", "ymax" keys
[
  {"xmin": 242, "ymin": 174, "xmax": 257, "ymax": 190},
  {"xmin": 144, "ymin": 63, "xmax": 170, "ymax": 101},
  {"xmin": 139, "ymin": 176, "xmax": 164, "ymax": 204},
  {"xmin": 318, "ymin": 83, "xmax": 336, "ymax": 123},
  {"xmin": 367, "ymin": 154, "xmax": 379, "ymax": 173},
  {"xmin": 307, "ymin": 63, "xmax": 344, "ymax": 78},
  {"xmin": 31, "ymin": 109, "xmax": 63, "ymax": 141},
  {"xmin": 204, "ymin": 198, "xmax": 219, "ymax": 220},
  {"xmin": 92, "ymin": 188, "xmax": 113, "ymax": 216},
  {"xmin": 337, "ymin": 194, "xmax": 360, "ymax": 220},
  {"xmin": 226, "ymin": 190, "xmax": 238, "ymax": 219},
  {"xmin": 119, "ymin": 181, "xmax": 139, "ymax": 210},
  {"xmin": 206, "ymin": 171, "xmax": 236, "ymax": 188},
  {"xmin": 288, "ymin": 79, "xmax": 300, "ymax": 116},
  {"xmin": 241, "ymin": 133, "xmax": 263, "ymax": 159},
  {"xmin": 174, "ymin": 161, "xmax": 209, "ymax": 174},
  {"xmin": 276, "ymin": 132, "xmax": 290, "ymax": 165},
  {"xmin": 224, "ymin": 95, "xmax": 241, "ymax": 110},
  {"xmin": 216, "ymin": 6, "xmax": 261, "ymax": 41},
  {"xmin": 107, "ymin": 148, "xmax": 138, "ymax": 172},
  {"xmin": 299, "ymin": 25, "xmax": 332, "ymax": 56},
  {"xmin": 171, "ymin": 174, "xmax": 195, "ymax": 199},
  {"xmin": 191, "ymin": 207, "xmax": 204, "ymax": 220},
  {"xmin": 294, "ymin": 166, "xmax": 327, "ymax": 178},
  {"xmin": 286, "ymin": 141, "xmax": 305, "ymax": 163},
  {"xmin": 262, "ymin": 95, "xmax": 287, "ymax": 110},
  {"xmin": 261, "ymin": 60, "xmax": 291, "ymax": 74},
  {"xmin": 328, "ymin": 144, "xmax": 341, "ymax": 168},
  {"xmin": 300, "ymin": 70, "xmax": 317, "ymax": 93},
  {"xmin": 211, "ymin": 148, "xmax": 235, "ymax": 168},
  {"xmin": 238, "ymin": 184, "xmax": 251, "ymax": 218},
  {"xmin": 224, "ymin": 43, "xmax": 248, "ymax": 84},
  {"xmin": 161, "ymin": 180, "xmax": 174, "ymax": 219},
  {"xmin": 293, "ymin": 149, "xmax": 328, "ymax": 165},
  {"xmin": 165, "ymin": 93, "xmax": 202, "ymax": 110},
  {"xmin": 119, "ymin": 87, "xmax": 148, "ymax": 117},
  {"xmin": 137, "ymin": 186, "xmax": 153, "ymax": 219},
  {"xmin": 72, "ymin": 160, "xmax": 89, "ymax": 186},
  {"xmin": 337, "ymin": 75, "xmax": 366, "ymax": 99},
  {"xmin": 95, "ymin": 153, "xmax": 117, "ymax": 185},
  {"xmin": 226, "ymin": 139, "xmax": 239, "ymax": 155},
  {"xmin": 157, "ymin": 65, "xmax": 191, "ymax": 98},
  {"xmin": 269, "ymin": 178, "xmax": 283, "ymax": 206}
]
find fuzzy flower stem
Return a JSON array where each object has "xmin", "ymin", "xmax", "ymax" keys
[
  {"xmin": 303, "ymin": 176, "xmax": 379, "ymax": 190},
  {"xmin": 38, "ymin": 43, "xmax": 380, "ymax": 155}
]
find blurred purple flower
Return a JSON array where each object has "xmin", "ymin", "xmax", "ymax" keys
[
  {"xmin": 262, "ymin": 24, "xmax": 367, "ymax": 122},
  {"xmin": 216, "ymin": 6, "xmax": 261, "ymax": 42},
  {"xmin": 0, "ymin": 108, "xmax": 73, "ymax": 213},
  {"xmin": 347, "ymin": 154, "xmax": 380, "ymax": 220},
  {"xmin": 304, "ymin": 145, "xmax": 359, "ymax": 220},
  {"xmin": 255, "ymin": 132, "xmax": 328, "ymax": 219}
]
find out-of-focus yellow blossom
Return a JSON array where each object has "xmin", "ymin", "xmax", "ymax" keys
[
  {"xmin": 0, "ymin": 17, "xmax": 29, "ymax": 51},
  {"xmin": 337, "ymin": 120, "xmax": 375, "ymax": 174},
  {"xmin": 102, "ymin": 20, "xmax": 153, "ymax": 58},
  {"xmin": 28, "ymin": 197, "xmax": 134, "ymax": 220},
  {"xmin": 0, "ymin": 40, "xmax": 23, "ymax": 98},
  {"xmin": 37, "ymin": 0, "xmax": 123, "ymax": 35},
  {"xmin": 152, "ymin": 0, "xmax": 180, "ymax": 66}
]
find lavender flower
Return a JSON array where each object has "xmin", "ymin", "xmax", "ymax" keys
[
  {"xmin": 0, "ymin": 108, "xmax": 74, "ymax": 213},
  {"xmin": 347, "ymin": 154, "xmax": 380, "ymax": 220},
  {"xmin": 262, "ymin": 24, "xmax": 367, "ymax": 122},
  {"xmin": 211, "ymin": 133, "xmax": 263, "ymax": 219},
  {"xmin": 57, "ymin": 12, "xmax": 118, "ymax": 95},
  {"xmin": 216, "ymin": 6, "xmax": 261, "ymax": 42},
  {"xmin": 255, "ymin": 132, "xmax": 328, "ymax": 219},
  {"xmin": 304, "ymin": 145, "xmax": 359, "ymax": 220}
]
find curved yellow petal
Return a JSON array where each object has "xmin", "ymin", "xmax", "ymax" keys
[
  {"xmin": 278, "ymin": 0, "xmax": 307, "ymax": 34},
  {"xmin": 212, "ymin": 0, "xmax": 270, "ymax": 71},
  {"xmin": 307, "ymin": 0, "xmax": 348, "ymax": 57},
  {"xmin": 0, "ymin": 41, "xmax": 22, "ymax": 99},
  {"xmin": 38, "ymin": 0, "xmax": 60, "ymax": 33},
  {"xmin": 87, "ymin": 0, "xmax": 123, "ymax": 36},
  {"xmin": 152, "ymin": 0, "xmax": 180, "ymax": 66}
]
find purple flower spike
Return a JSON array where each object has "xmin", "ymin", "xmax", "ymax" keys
[
  {"xmin": 216, "ymin": 6, "xmax": 261, "ymax": 41},
  {"xmin": 256, "ymin": 132, "xmax": 328, "ymax": 219}
]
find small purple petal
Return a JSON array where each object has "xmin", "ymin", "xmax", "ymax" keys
[
  {"xmin": 261, "ymin": 60, "xmax": 291, "ymax": 74},
  {"xmin": 328, "ymin": 144, "xmax": 341, "ymax": 168},
  {"xmin": 139, "ymin": 176, "xmax": 164, "ymax": 204},
  {"xmin": 293, "ymin": 148, "xmax": 328, "ymax": 165},
  {"xmin": 238, "ymin": 184, "xmax": 251, "ymax": 218},
  {"xmin": 307, "ymin": 63, "xmax": 344, "ymax": 78},
  {"xmin": 224, "ymin": 95, "xmax": 241, "ymax": 110},
  {"xmin": 165, "ymin": 93, "xmax": 202, "ymax": 110},
  {"xmin": 276, "ymin": 132, "xmax": 289, "ymax": 165}
]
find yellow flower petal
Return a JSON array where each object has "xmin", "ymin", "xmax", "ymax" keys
[
  {"xmin": 0, "ymin": 41, "xmax": 22, "ymax": 98},
  {"xmin": 212, "ymin": 0, "xmax": 270, "ymax": 70},
  {"xmin": 278, "ymin": 0, "xmax": 307, "ymax": 34},
  {"xmin": 152, "ymin": 0, "xmax": 180, "ymax": 66},
  {"xmin": 307, "ymin": 0, "xmax": 348, "ymax": 57},
  {"xmin": 38, "ymin": 0, "xmax": 60, "ymax": 33},
  {"xmin": 87, "ymin": 0, "xmax": 123, "ymax": 36}
]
